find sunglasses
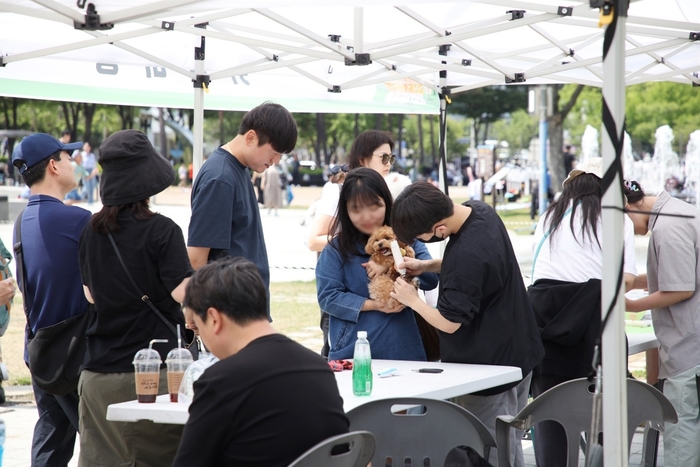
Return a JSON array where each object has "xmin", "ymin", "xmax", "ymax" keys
[
  {"xmin": 373, "ymin": 152, "xmax": 396, "ymax": 165},
  {"xmin": 330, "ymin": 164, "xmax": 349, "ymax": 175}
]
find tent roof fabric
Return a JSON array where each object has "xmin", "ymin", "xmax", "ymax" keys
[{"xmin": 1, "ymin": 0, "xmax": 698, "ymax": 112}]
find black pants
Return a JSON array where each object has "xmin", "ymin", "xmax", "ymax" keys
[
  {"xmin": 31, "ymin": 379, "xmax": 79, "ymax": 467},
  {"xmin": 531, "ymin": 373, "xmax": 571, "ymax": 467}
]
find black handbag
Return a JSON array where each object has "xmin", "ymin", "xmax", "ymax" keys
[
  {"xmin": 107, "ymin": 232, "xmax": 199, "ymax": 360},
  {"xmin": 15, "ymin": 209, "xmax": 90, "ymax": 396}
]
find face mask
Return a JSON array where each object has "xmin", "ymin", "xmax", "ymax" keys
[
  {"xmin": 419, "ymin": 235, "xmax": 444, "ymax": 244},
  {"xmin": 418, "ymin": 226, "xmax": 445, "ymax": 244}
]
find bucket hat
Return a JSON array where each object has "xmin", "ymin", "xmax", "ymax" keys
[
  {"xmin": 562, "ymin": 156, "xmax": 603, "ymax": 187},
  {"xmin": 98, "ymin": 130, "xmax": 174, "ymax": 206}
]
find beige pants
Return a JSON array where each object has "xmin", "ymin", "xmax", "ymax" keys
[{"xmin": 78, "ymin": 369, "xmax": 183, "ymax": 467}]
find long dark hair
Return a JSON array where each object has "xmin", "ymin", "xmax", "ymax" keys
[
  {"xmin": 329, "ymin": 168, "xmax": 393, "ymax": 260},
  {"xmin": 91, "ymin": 199, "xmax": 155, "ymax": 234},
  {"xmin": 544, "ymin": 173, "xmax": 602, "ymax": 247}
]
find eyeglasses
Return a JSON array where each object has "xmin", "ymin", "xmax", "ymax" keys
[
  {"xmin": 330, "ymin": 164, "xmax": 349, "ymax": 175},
  {"xmin": 373, "ymin": 152, "xmax": 396, "ymax": 165}
]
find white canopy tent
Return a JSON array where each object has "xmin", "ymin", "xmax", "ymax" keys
[{"xmin": 2, "ymin": 2, "xmax": 700, "ymax": 465}]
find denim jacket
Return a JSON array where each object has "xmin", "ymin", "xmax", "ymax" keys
[{"xmin": 316, "ymin": 239, "xmax": 439, "ymax": 361}]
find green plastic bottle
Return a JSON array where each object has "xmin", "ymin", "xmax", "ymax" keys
[{"xmin": 352, "ymin": 331, "xmax": 373, "ymax": 396}]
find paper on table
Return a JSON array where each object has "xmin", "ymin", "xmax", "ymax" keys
[{"xmin": 390, "ymin": 240, "xmax": 405, "ymax": 276}]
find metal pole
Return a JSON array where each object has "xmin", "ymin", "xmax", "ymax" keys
[
  {"xmin": 600, "ymin": 2, "xmax": 629, "ymax": 466},
  {"xmin": 438, "ymin": 44, "xmax": 449, "ymax": 197},
  {"xmin": 538, "ymin": 85, "xmax": 548, "ymax": 216},
  {"xmin": 193, "ymin": 27, "xmax": 206, "ymax": 181}
]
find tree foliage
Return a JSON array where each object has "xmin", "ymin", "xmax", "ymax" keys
[{"xmin": 448, "ymin": 85, "xmax": 529, "ymax": 144}]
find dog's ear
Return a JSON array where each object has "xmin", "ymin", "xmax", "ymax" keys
[
  {"xmin": 365, "ymin": 237, "xmax": 375, "ymax": 255},
  {"xmin": 404, "ymin": 245, "xmax": 416, "ymax": 258}
]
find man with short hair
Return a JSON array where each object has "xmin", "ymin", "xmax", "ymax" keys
[
  {"xmin": 187, "ymin": 102, "xmax": 297, "ymax": 317},
  {"xmin": 390, "ymin": 182, "xmax": 544, "ymax": 467},
  {"xmin": 59, "ymin": 129, "xmax": 72, "ymax": 145},
  {"xmin": 174, "ymin": 257, "xmax": 348, "ymax": 467},
  {"xmin": 12, "ymin": 133, "xmax": 90, "ymax": 466}
]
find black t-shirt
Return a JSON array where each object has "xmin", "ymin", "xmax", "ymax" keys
[
  {"xmin": 438, "ymin": 200, "xmax": 544, "ymax": 395},
  {"xmin": 173, "ymin": 334, "xmax": 349, "ymax": 467},
  {"xmin": 79, "ymin": 212, "xmax": 192, "ymax": 372}
]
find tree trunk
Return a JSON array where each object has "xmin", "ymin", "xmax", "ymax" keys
[
  {"xmin": 118, "ymin": 106, "xmax": 134, "ymax": 130},
  {"xmin": 375, "ymin": 114, "xmax": 384, "ymax": 130},
  {"xmin": 547, "ymin": 84, "xmax": 585, "ymax": 190},
  {"xmin": 158, "ymin": 107, "xmax": 168, "ymax": 159},
  {"xmin": 354, "ymin": 114, "xmax": 360, "ymax": 138},
  {"xmin": 82, "ymin": 103, "xmax": 96, "ymax": 143},
  {"xmin": 219, "ymin": 111, "xmax": 225, "ymax": 145},
  {"xmin": 473, "ymin": 119, "xmax": 482, "ymax": 145},
  {"xmin": 417, "ymin": 114, "xmax": 425, "ymax": 171},
  {"xmin": 396, "ymin": 114, "xmax": 404, "ymax": 159},
  {"xmin": 61, "ymin": 103, "xmax": 81, "ymax": 139},
  {"xmin": 429, "ymin": 115, "xmax": 436, "ymax": 169},
  {"xmin": 315, "ymin": 113, "xmax": 327, "ymax": 167},
  {"xmin": 0, "ymin": 99, "xmax": 8, "ymax": 128}
]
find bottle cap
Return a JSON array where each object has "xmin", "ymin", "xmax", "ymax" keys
[{"xmin": 357, "ymin": 331, "xmax": 367, "ymax": 338}]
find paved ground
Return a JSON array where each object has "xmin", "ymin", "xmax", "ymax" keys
[{"xmin": 0, "ymin": 185, "xmax": 661, "ymax": 466}]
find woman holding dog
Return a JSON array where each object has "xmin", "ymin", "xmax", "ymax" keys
[
  {"xmin": 315, "ymin": 167, "xmax": 439, "ymax": 361},
  {"xmin": 309, "ymin": 130, "xmax": 406, "ymax": 357}
]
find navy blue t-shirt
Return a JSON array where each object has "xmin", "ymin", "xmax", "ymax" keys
[
  {"xmin": 15, "ymin": 195, "xmax": 91, "ymax": 359},
  {"xmin": 188, "ymin": 148, "xmax": 270, "ymax": 293}
]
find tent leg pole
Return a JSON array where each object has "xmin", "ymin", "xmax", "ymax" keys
[{"xmin": 601, "ymin": 2, "xmax": 630, "ymax": 467}]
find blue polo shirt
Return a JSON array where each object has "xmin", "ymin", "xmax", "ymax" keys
[{"xmin": 16, "ymin": 195, "xmax": 91, "ymax": 358}]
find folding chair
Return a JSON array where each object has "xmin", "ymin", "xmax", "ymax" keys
[{"xmin": 348, "ymin": 397, "xmax": 496, "ymax": 467}]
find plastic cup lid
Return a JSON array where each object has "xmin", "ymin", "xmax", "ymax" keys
[
  {"xmin": 166, "ymin": 347, "xmax": 194, "ymax": 362},
  {"xmin": 132, "ymin": 348, "xmax": 162, "ymax": 364}
]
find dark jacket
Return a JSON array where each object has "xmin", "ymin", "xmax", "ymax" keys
[{"xmin": 528, "ymin": 278, "xmax": 601, "ymax": 378}]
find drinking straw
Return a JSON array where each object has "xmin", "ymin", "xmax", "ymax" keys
[
  {"xmin": 177, "ymin": 324, "xmax": 182, "ymax": 348},
  {"xmin": 149, "ymin": 339, "xmax": 169, "ymax": 349}
]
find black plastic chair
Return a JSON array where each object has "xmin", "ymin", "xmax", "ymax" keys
[
  {"xmin": 287, "ymin": 430, "xmax": 375, "ymax": 467},
  {"xmin": 495, "ymin": 377, "xmax": 677, "ymax": 467},
  {"xmin": 347, "ymin": 397, "xmax": 496, "ymax": 467}
]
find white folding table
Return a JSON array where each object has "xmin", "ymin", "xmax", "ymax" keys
[{"xmin": 106, "ymin": 359, "xmax": 523, "ymax": 424}]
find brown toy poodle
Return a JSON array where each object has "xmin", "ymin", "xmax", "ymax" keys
[{"xmin": 364, "ymin": 226, "xmax": 419, "ymax": 308}]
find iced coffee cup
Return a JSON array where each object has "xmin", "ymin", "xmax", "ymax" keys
[
  {"xmin": 133, "ymin": 348, "xmax": 162, "ymax": 403},
  {"xmin": 166, "ymin": 348, "xmax": 194, "ymax": 403}
]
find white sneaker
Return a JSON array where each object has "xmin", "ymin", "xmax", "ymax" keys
[{"xmin": 0, "ymin": 362, "xmax": 8, "ymax": 381}]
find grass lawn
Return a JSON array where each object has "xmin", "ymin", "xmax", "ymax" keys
[
  {"xmin": 2, "ymin": 283, "xmax": 323, "ymax": 386},
  {"xmin": 269, "ymin": 281, "xmax": 322, "ymax": 353}
]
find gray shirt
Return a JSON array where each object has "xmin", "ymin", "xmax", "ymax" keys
[{"xmin": 647, "ymin": 191, "xmax": 700, "ymax": 378}]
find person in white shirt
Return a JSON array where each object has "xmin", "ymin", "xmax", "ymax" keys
[{"xmin": 528, "ymin": 157, "xmax": 637, "ymax": 467}]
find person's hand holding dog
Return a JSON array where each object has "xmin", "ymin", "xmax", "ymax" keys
[
  {"xmin": 362, "ymin": 259, "xmax": 390, "ymax": 279},
  {"xmin": 391, "ymin": 276, "xmax": 421, "ymax": 310}
]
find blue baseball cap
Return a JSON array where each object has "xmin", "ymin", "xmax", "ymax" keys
[{"xmin": 12, "ymin": 133, "xmax": 83, "ymax": 175}]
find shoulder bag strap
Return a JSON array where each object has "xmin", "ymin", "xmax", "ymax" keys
[
  {"xmin": 531, "ymin": 205, "xmax": 575, "ymax": 285},
  {"xmin": 13, "ymin": 209, "xmax": 30, "ymax": 322},
  {"xmin": 107, "ymin": 231, "xmax": 180, "ymax": 339}
]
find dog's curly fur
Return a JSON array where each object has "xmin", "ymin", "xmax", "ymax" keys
[{"xmin": 364, "ymin": 226, "xmax": 419, "ymax": 308}]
